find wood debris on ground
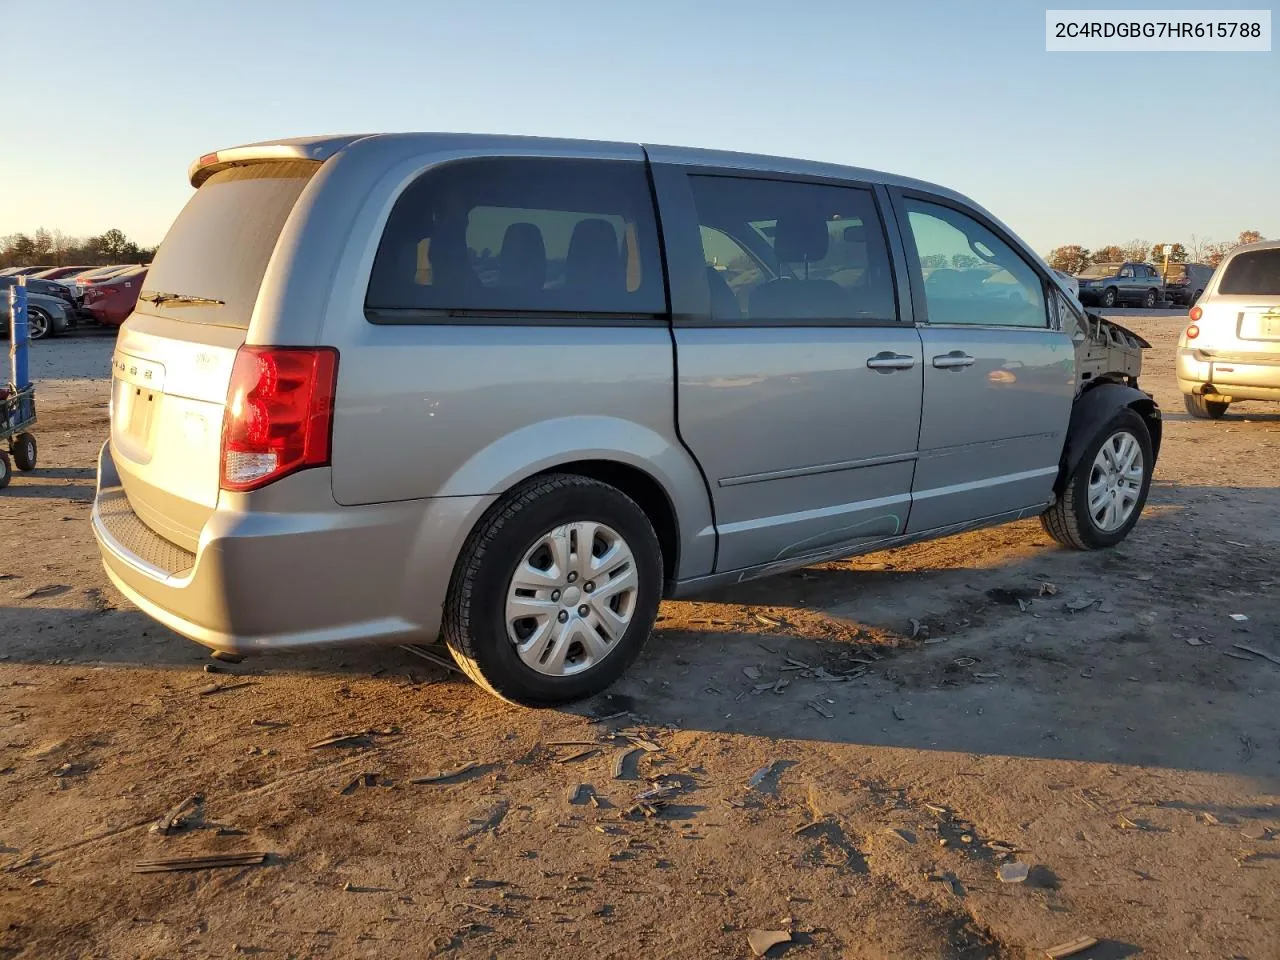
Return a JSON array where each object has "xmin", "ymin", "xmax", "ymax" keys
[
  {"xmin": 196, "ymin": 680, "xmax": 256, "ymax": 697},
  {"xmin": 1044, "ymin": 936, "xmax": 1099, "ymax": 958},
  {"xmin": 339, "ymin": 772, "xmax": 382, "ymax": 795},
  {"xmin": 151, "ymin": 794, "xmax": 204, "ymax": 836},
  {"xmin": 410, "ymin": 762, "xmax": 480, "ymax": 785},
  {"xmin": 1234, "ymin": 643, "xmax": 1280, "ymax": 665},
  {"xmin": 310, "ymin": 728, "xmax": 400, "ymax": 750},
  {"xmin": 132, "ymin": 852, "xmax": 270, "ymax": 874}
]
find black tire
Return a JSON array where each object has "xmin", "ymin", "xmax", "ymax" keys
[
  {"xmin": 1102, "ymin": 287, "xmax": 1118, "ymax": 308},
  {"xmin": 1183, "ymin": 393, "xmax": 1229, "ymax": 419},
  {"xmin": 0, "ymin": 451, "xmax": 10, "ymax": 489},
  {"xmin": 27, "ymin": 307, "xmax": 52, "ymax": 341},
  {"xmin": 1041, "ymin": 408, "xmax": 1153, "ymax": 550},
  {"xmin": 1143, "ymin": 288, "xmax": 1158, "ymax": 309},
  {"xmin": 11, "ymin": 432, "xmax": 36, "ymax": 471},
  {"xmin": 443, "ymin": 473, "xmax": 663, "ymax": 706},
  {"xmin": 1192, "ymin": 288, "xmax": 1203, "ymax": 304}
]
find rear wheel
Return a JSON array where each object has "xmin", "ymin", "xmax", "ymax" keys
[
  {"xmin": 443, "ymin": 474, "xmax": 663, "ymax": 706},
  {"xmin": 11, "ymin": 433, "xmax": 36, "ymax": 471},
  {"xmin": 1042, "ymin": 408, "xmax": 1153, "ymax": 550},
  {"xmin": 1102, "ymin": 287, "xmax": 1118, "ymax": 308},
  {"xmin": 1183, "ymin": 394, "xmax": 1229, "ymax": 419},
  {"xmin": 0, "ymin": 451, "xmax": 10, "ymax": 489},
  {"xmin": 1192, "ymin": 288, "xmax": 1204, "ymax": 304},
  {"xmin": 1143, "ymin": 288, "xmax": 1158, "ymax": 308}
]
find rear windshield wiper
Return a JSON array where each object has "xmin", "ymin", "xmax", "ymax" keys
[{"xmin": 139, "ymin": 291, "xmax": 226, "ymax": 308}]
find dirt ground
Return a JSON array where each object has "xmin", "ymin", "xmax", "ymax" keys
[{"xmin": 2, "ymin": 314, "xmax": 1277, "ymax": 960}]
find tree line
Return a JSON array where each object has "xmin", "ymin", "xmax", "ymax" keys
[
  {"xmin": 1047, "ymin": 231, "xmax": 1265, "ymax": 275},
  {"xmin": 0, "ymin": 228, "xmax": 157, "ymax": 269}
]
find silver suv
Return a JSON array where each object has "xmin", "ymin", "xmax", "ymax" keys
[
  {"xmin": 1177, "ymin": 240, "xmax": 1280, "ymax": 418},
  {"xmin": 92, "ymin": 134, "xmax": 1162, "ymax": 705}
]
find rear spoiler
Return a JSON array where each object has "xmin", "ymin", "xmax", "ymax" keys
[{"xmin": 188, "ymin": 135, "xmax": 368, "ymax": 187}]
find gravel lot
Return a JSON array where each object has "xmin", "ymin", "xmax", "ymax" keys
[{"xmin": 2, "ymin": 314, "xmax": 1277, "ymax": 960}]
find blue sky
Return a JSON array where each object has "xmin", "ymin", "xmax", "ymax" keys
[{"xmin": 3, "ymin": 0, "xmax": 1275, "ymax": 254}]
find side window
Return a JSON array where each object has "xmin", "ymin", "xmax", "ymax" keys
[
  {"xmin": 688, "ymin": 175, "xmax": 897, "ymax": 322},
  {"xmin": 367, "ymin": 157, "xmax": 666, "ymax": 316},
  {"xmin": 903, "ymin": 199, "xmax": 1047, "ymax": 328}
]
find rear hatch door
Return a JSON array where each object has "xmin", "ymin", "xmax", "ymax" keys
[{"xmin": 111, "ymin": 160, "xmax": 320, "ymax": 551}]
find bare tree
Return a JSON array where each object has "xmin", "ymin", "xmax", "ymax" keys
[
  {"xmin": 49, "ymin": 230, "xmax": 71, "ymax": 266},
  {"xmin": 1187, "ymin": 234, "xmax": 1212, "ymax": 263},
  {"xmin": 1121, "ymin": 239, "xmax": 1151, "ymax": 262},
  {"xmin": 32, "ymin": 228, "xmax": 53, "ymax": 260}
]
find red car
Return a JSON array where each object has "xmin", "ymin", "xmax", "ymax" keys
[{"xmin": 83, "ymin": 268, "xmax": 147, "ymax": 327}]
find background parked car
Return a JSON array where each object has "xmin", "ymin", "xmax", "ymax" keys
[
  {"xmin": 30, "ymin": 265, "xmax": 92, "ymax": 281},
  {"xmin": 0, "ymin": 275, "xmax": 78, "ymax": 307},
  {"xmin": 0, "ymin": 265, "xmax": 55, "ymax": 277},
  {"xmin": 0, "ymin": 287, "xmax": 74, "ymax": 339},
  {"xmin": 82, "ymin": 267, "xmax": 146, "ymax": 327},
  {"xmin": 64, "ymin": 264, "xmax": 145, "ymax": 302},
  {"xmin": 1177, "ymin": 240, "xmax": 1280, "ymax": 419},
  {"xmin": 1161, "ymin": 262, "xmax": 1213, "ymax": 306},
  {"xmin": 1075, "ymin": 261, "xmax": 1164, "ymax": 308}
]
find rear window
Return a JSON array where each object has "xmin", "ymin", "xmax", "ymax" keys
[
  {"xmin": 366, "ymin": 157, "xmax": 665, "ymax": 317},
  {"xmin": 141, "ymin": 160, "xmax": 319, "ymax": 327},
  {"xmin": 1219, "ymin": 249, "xmax": 1280, "ymax": 296}
]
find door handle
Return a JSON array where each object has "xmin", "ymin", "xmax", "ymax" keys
[
  {"xmin": 932, "ymin": 351, "xmax": 975, "ymax": 370},
  {"xmin": 866, "ymin": 352, "xmax": 916, "ymax": 372}
]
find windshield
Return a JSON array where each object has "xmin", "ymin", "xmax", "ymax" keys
[
  {"xmin": 1219, "ymin": 249, "xmax": 1280, "ymax": 296},
  {"xmin": 141, "ymin": 160, "xmax": 319, "ymax": 327},
  {"xmin": 1078, "ymin": 263, "xmax": 1121, "ymax": 278}
]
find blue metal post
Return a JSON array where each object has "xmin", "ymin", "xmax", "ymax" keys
[{"xmin": 9, "ymin": 276, "xmax": 29, "ymax": 390}]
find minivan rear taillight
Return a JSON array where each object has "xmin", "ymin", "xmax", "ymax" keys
[{"xmin": 220, "ymin": 346, "xmax": 338, "ymax": 491}]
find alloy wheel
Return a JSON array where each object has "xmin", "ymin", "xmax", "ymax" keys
[{"xmin": 1088, "ymin": 430, "xmax": 1144, "ymax": 531}]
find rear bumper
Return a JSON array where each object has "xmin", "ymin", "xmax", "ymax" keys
[
  {"xmin": 1176, "ymin": 348, "xmax": 1280, "ymax": 401},
  {"xmin": 91, "ymin": 440, "xmax": 493, "ymax": 656}
]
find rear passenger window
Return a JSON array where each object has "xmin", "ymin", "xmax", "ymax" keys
[
  {"xmin": 904, "ymin": 199, "xmax": 1047, "ymax": 328},
  {"xmin": 366, "ymin": 158, "xmax": 665, "ymax": 317},
  {"xmin": 688, "ymin": 175, "xmax": 897, "ymax": 323}
]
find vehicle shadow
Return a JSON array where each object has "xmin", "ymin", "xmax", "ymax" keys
[
  {"xmin": 3, "ymin": 485, "xmax": 1278, "ymax": 782},
  {"xmin": 1161, "ymin": 410, "xmax": 1280, "ymax": 424},
  {"xmin": 0, "ymin": 604, "xmax": 442, "ymax": 681}
]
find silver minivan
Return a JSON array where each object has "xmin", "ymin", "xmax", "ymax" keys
[{"xmin": 92, "ymin": 134, "xmax": 1162, "ymax": 705}]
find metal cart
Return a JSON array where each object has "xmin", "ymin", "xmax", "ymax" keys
[{"xmin": 1, "ymin": 278, "xmax": 38, "ymax": 488}]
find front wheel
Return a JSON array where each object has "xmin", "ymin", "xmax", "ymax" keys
[
  {"xmin": 11, "ymin": 432, "xmax": 36, "ymax": 471},
  {"xmin": 1143, "ymin": 288, "xmax": 1158, "ymax": 309},
  {"xmin": 1102, "ymin": 287, "xmax": 1118, "ymax": 308},
  {"xmin": 0, "ymin": 451, "xmax": 10, "ymax": 489},
  {"xmin": 443, "ymin": 474, "xmax": 663, "ymax": 706},
  {"xmin": 1184, "ymin": 394, "xmax": 1229, "ymax": 419},
  {"xmin": 27, "ymin": 307, "xmax": 51, "ymax": 341},
  {"xmin": 1042, "ymin": 408, "xmax": 1153, "ymax": 550}
]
